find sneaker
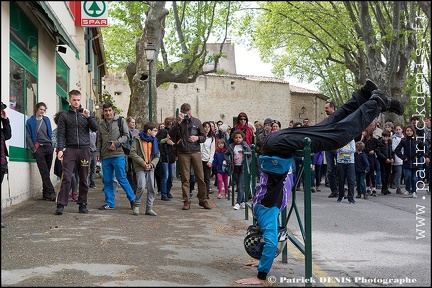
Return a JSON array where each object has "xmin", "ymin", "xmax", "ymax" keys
[
  {"xmin": 89, "ymin": 184, "xmax": 97, "ymax": 189},
  {"xmin": 328, "ymin": 192, "xmax": 338, "ymax": 198},
  {"xmin": 233, "ymin": 203, "xmax": 240, "ymax": 210},
  {"xmin": 71, "ymin": 192, "xmax": 78, "ymax": 202},
  {"xmin": 240, "ymin": 202, "xmax": 246, "ymax": 209},
  {"xmin": 145, "ymin": 209, "xmax": 157, "ymax": 216},
  {"xmin": 370, "ymin": 89, "xmax": 404, "ymax": 115},
  {"xmin": 217, "ymin": 194, "xmax": 222, "ymax": 199},
  {"xmin": 404, "ymin": 193, "xmax": 413, "ymax": 198},
  {"xmin": 412, "ymin": 192, "xmax": 418, "ymax": 199},
  {"xmin": 336, "ymin": 198, "xmax": 343, "ymax": 203},
  {"xmin": 372, "ymin": 192, "xmax": 377, "ymax": 197},
  {"xmin": 404, "ymin": 191, "xmax": 410, "ymax": 196},
  {"xmin": 79, "ymin": 204, "xmax": 89, "ymax": 214},
  {"xmin": 55, "ymin": 204, "xmax": 64, "ymax": 215},
  {"xmin": 167, "ymin": 193, "xmax": 173, "ymax": 198},
  {"xmin": 133, "ymin": 206, "xmax": 140, "ymax": 215},
  {"xmin": 189, "ymin": 192, "xmax": 193, "ymax": 199},
  {"xmin": 161, "ymin": 196, "xmax": 171, "ymax": 201},
  {"xmin": 348, "ymin": 199, "xmax": 356, "ymax": 204},
  {"xmin": 356, "ymin": 194, "xmax": 362, "ymax": 198},
  {"xmin": 98, "ymin": 204, "xmax": 114, "ymax": 210},
  {"xmin": 396, "ymin": 188, "xmax": 403, "ymax": 195}
]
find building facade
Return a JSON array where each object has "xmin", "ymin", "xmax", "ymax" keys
[
  {"xmin": 1, "ymin": 1, "xmax": 107, "ymax": 208},
  {"xmin": 107, "ymin": 72, "xmax": 328, "ymax": 129}
]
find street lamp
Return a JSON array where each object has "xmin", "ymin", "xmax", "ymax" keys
[{"xmin": 145, "ymin": 43, "xmax": 156, "ymax": 122}]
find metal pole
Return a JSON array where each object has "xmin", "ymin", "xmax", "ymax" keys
[{"xmin": 149, "ymin": 61, "xmax": 152, "ymax": 122}]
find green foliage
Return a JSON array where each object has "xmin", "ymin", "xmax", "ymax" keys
[
  {"xmin": 102, "ymin": 1, "xmax": 148, "ymax": 72},
  {"xmin": 101, "ymin": 90, "xmax": 122, "ymax": 115},
  {"xmin": 232, "ymin": 1, "xmax": 431, "ymax": 110}
]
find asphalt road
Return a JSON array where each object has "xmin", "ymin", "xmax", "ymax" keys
[{"xmin": 1, "ymin": 176, "xmax": 431, "ymax": 287}]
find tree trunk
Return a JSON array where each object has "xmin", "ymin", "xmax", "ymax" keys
[{"xmin": 127, "ymin": 1, "xmax": 168, "ymax": 129}]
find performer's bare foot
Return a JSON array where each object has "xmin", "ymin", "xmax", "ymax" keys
[
  {"xmin": 235, "ymin": 276, "xmax": 264, "ymax": 285},
  {"xmin": 243, "ymin": 259, "xmax": 259, "ymax": 267}
]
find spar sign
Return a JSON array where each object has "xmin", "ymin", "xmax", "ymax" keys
[{"xmin": 81, "ymin": 1, "xmax": 108, "ymax": 26}]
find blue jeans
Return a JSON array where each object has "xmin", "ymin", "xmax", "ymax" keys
[
  {"xmin": 393, "ymin": 165, "xmax": 403, "ymax": 189},
  {"xmin": 233, "ymin": 166, "xmax": 245, "ymax": 204},
  {"xmin": 102, "ymin": 156, "xmax": 135, "ymax": 207},
  {"xmin": 403, "ymin": 168, "xmax": 418, "ymax": 193},
  {"xmin": 254, "ymin": 205, "xmax": 280, "ymax": 275},
  {"xmin": 160, "ymin": 162, "xmax": 175, "ymax": 198}
]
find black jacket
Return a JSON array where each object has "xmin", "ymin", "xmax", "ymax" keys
[
  {"xmin": 57, "ymin": 106, "xmax": 98, "ymax": 150},
  {"xmin": 168, "ymin": 116, "xmax": 205, "ymax": 153},
  {"xmin": 395, "ymin": 136, "xmax": 426, "ymax": 169},
  {"xmin": 156, "ymin": 127, "xmax": 176, "ymax": 163}
]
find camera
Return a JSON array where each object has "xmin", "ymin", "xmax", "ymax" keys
[
  {"xmin": 183, "ymin": 113, "xmax": 189, "ymax": 119},
  {"xmin": 77, "ymin": 107, "xmax": 84, "ymax": 113}
]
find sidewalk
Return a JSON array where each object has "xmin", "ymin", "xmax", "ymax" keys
[{"xmin": 1, "ymin": 176, "xmax": 309, "ymax": 286}]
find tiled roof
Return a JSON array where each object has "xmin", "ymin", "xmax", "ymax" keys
[
  {"xmin": 204, "ymin": 73, "xmax": 325, "ymax": 96},
  {"xmin": 205, "ymin": 73, "xmax": 289, "ymax": 84}
]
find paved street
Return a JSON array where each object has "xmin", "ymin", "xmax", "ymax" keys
[{"xmin": 1, "ymin": 175, "xmax": 431, "ymax": 287}]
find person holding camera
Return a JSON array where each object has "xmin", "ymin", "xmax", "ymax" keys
[
  {"xmin": 168, "ymin": 103, "xmax": 211, "ymax": 210},
  {"xmin": 55, "ymin": 90, "xmax": 98, "ymax": 215}
]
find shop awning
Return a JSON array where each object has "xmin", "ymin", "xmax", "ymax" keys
[{"xmin": 33, "ymin": 1, "xmax": 80, "ymax": 58}]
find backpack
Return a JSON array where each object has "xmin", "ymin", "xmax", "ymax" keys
[{"xmin": 117, "ymin": 116, "xmax": 133, "ymax": 155}]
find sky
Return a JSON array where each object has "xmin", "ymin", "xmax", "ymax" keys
[{"xmin": 234, "ymin": 44, "xmax": 318, "ymax": 91}]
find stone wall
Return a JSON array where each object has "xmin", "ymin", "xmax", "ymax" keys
[{"xmin": 106, "ymin": 72, "xmax": 328, "ymax": 128}]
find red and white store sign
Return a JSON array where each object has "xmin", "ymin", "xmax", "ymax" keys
[{"xmin": 71, "ymin": 1, "xmax": 108, "ymax": 27}]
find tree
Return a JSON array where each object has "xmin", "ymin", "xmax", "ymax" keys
[
  {"xmin": 102, "ymin": 1, "xmax": 241, "ymax": 127},
  {"xmin": 233, "ymin": 1, "xmax": 430, "ymax": 122}
]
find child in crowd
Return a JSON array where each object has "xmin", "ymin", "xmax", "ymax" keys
[
  {"xmin": 200, "ymin": 121, "xmax": 216, "ymax": 199},
  {"xmin": 336, "ymin": 139, "xmax": 356, "ymax": 203},
  {"xmin": 361, "ymin": 127, "xmax": 383, "ymax": 197},
  {"xmin": 212, "ymin": 138, "xmax": 230, "ymax": 199},
  {"xmin": 377, "ymin": 130, "xmax": 394, "ymax": 195},
  {"xmin": 355, "ymin": 141, "xmax": 370, "ymax": 199},
  {"xmin": 391, "ymin": 124, "xmax": 404, "ymax": 194},
  {"xmin": 130, "ymin": 122, "xmax": 160, "ymax": 216},
  {"xmin": 225, "ymin": 130, "xmax": 252, "ymax": 210},
  {"xmin": 395, "ymin": 125, "xmax": 427, "ymax": 198}
]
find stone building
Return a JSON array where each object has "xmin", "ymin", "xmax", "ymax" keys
[{"xmin": 106, "ymin": 41, "xmax": 328, "ymax": 128}]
